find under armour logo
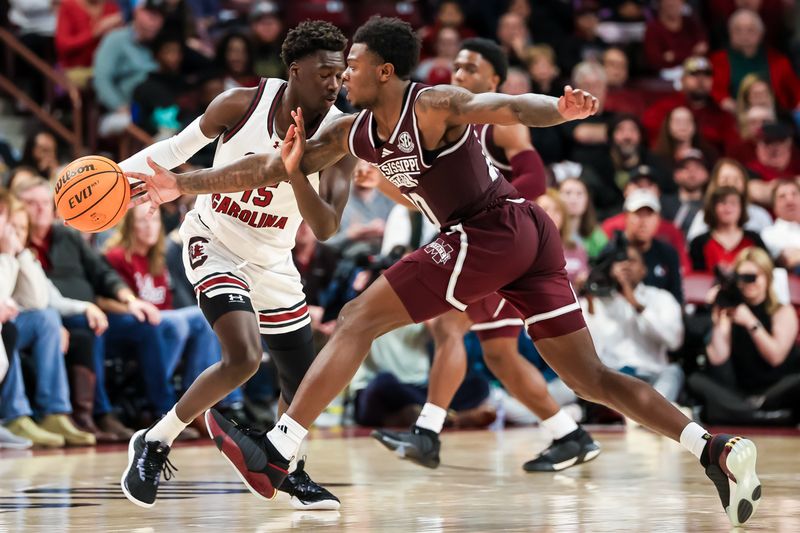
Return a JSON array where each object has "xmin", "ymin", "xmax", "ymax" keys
[
  {"xmin": 381, "ymin": 147, "xmax": 393, "ymax": 158},
  {"xmin": 273, "ymin": 141, "xmax": 280, "ymax": 150},
  {"xmin": 228, "ymin": 294, "xmax": 244, "ymax": 303},
  {"xmin": 424, "ymin": 239, "xmax": 455, "ymax": 265}
]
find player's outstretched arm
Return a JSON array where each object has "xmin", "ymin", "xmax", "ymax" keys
[
  {"xmin": 119, "ymin": 87, "xmax": 254, "ymax": 174},
  {"xmin": 418, "ymin": 84, "xmax": 598, "ymax": 129},
  {"xmin": 127, "ymin": 113, "xmax": 356, "ymax": 214}
]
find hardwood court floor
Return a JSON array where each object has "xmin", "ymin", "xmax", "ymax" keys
[{"xmin": 0, "ymin": 426, "xmax": 798, "ymax": 532}]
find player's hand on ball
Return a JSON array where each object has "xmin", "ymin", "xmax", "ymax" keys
[
  {"xmin": 127, "ymin": 157, "xmax": 181, "ymax": 216},
  {"xmin": 281, "ymin": 107, "xmax": 306, "ymax": 176},
  {"xmin": 558, "ymin": 85, "xmax": 598, "ymax": 121}
]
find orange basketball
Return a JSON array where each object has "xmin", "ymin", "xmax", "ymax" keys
[{"xmin": 54, "ymin": 155, "xmax": 129, "ymax": 233}]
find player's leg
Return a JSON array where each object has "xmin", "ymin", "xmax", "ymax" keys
[
  {"xmin": 122, "ymin": 294, "xmax": 262, "ymax": 508},
  {"xmin": 205, "ymin": 275, "xmax": 433, "ymax": 500},
  {"xmin": 122, "ymin": 219, "xmax": 263, "ymax": 508},
  {"xmin": 371, "ymin": 310, "xmax": 471, "ymax": 468},
  {"xmin": 257, "ymin": 324, "xmax": 340, "ymax": 510}
]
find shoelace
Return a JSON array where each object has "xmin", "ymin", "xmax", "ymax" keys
[{"xmin": 138, "ymin": 442, "xmax": 179, "ymax": 483}]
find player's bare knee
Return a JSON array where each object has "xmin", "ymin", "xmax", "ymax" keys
[
  {"xmin": 429, "ymin": 316, "xmax": 467, "ymax": 346},
  {"xmin": 220, "ymin": 338, "xmax": 262, "ymax": 380},
  {"xmin": 338, "ymin": 299, "xmax": 383, "ymax": 338}
]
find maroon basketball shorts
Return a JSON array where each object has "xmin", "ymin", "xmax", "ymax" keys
[
  {"xmin": 465, "ymin": 293, "xmax": 523, "ymax": 341},
  {"xmin": 384, "ymin": 199, "xmax": 586, "ymax": 341}
]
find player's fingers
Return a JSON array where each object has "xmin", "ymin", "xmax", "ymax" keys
[
  {"xmin": 147, "ymin": 200, "xmax": 160, "ymax": 218},
  {"xmin": 286, "ymin": 124, "xmax": 296, "ymax": 141},
  {"xmin": 125, "ymin": 171, "xmax": 150, "ymax": 183},
  {"xmin": 572, "ymin": 88, "xmax": 585, "ymax": 107},
  {"xmin": 146, "ymin": 156, "xmax": 164, "ymax": 171},
  {"xmin": 590, "ymin": 96, "xmax": 599, "ymax": 115},
  {"xmin": 128, "ymin": 193, "xmax": 151, "ymax": 209}
]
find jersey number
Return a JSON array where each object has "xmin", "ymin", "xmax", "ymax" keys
[{"xmin": 239, "ymin": 187, "xmax": 274, "ymax": 207}]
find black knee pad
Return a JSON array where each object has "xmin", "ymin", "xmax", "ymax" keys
[
  {"xmin": 262, "ymin": 324, "xmax": 316, "ymax": 405},
  {"xmin": 199, "ymin": 291, "xmax": 254, "ymax": 328}
]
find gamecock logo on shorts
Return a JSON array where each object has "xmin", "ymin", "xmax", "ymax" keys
[
  {"xmin": 188, "ymin": 237, "xmax": 209, "ymax": 269},
  {"xmin": 424, "ymin": 239, "xmax": 454, "ymax": 265}
]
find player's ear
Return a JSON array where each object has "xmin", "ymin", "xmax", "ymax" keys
[
  {"xmin": 289, "ymin": 63, "xmax": 300, "ymax": 80},
  {"xmin": 379, "ymin": 62, "xmax": 394, "ymax": 82}
]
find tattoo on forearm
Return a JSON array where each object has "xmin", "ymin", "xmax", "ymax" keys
[{"xmin": 511, "ymin": 94, "xmax": 565, "ymax": 127}]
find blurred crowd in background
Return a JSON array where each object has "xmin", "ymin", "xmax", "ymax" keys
[{"xmin": 0, "ymin": 0, "xmax": 799, "ymax": 450}]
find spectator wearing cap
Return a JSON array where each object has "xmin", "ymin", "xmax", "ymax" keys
[
  {"xmin": 644, "ymin": 0, "xmax": 708, "ymax": 72},
  {"xmin": 689, "ymin": 185, "xmax": 768, "ymax": 273},
  {"xmin": 55, "ymin": 0, "xmax": 122, "ymax": 87},
  {"xmin": 602, "ymin": 166, "xmax": 691, "ymax": 273},
  {"xmin": 602, "ymin": 47, "xmax": 646, "ymax": 116},
  {"xmin": 661, "ymin": 149, "xmax": 711, "ymax": 238},
  {"xmin": 643, "ymin": 56, "xmax": 739, "ymax": 155},
  {"xmin": 746, "ymin": 122, "xmax": 800, "ymax": 206},
  {"xmin": 249, "ymin": 1, "xmax": 285, "ymax": 80},
  {"xmin": 92, "ymin": 0, "xmax": 164, "ymax": 136},
  {"xmin": 555, "ymin": 1, "xmax": 607, "ymax": 75},
  {"xmin": 761, "ymin": 180, "xmax": 800, "ymax": 272},
  {"xmin": 710, "ymin": 9, "xmax": 800, "ymax": 114},
  {"xmin": 622, "ymin": 189, "xmax": 684, "ymax": 303},
  {"xmin": 686, "ymin": 157, "xmax": 773, "ymax": 242}
]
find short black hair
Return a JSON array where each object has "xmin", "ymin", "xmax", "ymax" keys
[
  {"xmin": 353, "ymin": 16, "xmax": 420, "ymax": 80},
  {"xmin": 281, "ymin": 20, "xmax": 348, "ymax": 67},
  {"xmin": 460, "ymin": 37, "xmax": 508, "ymax": 85}
]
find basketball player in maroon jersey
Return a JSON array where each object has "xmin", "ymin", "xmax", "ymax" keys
[
  {"xmin": 372, "ymin": 37, "xmax": 600, "ymax": 473},
  {"xmin": 130, "ymin": 18, "xmax": 761, "ymax": 526}
]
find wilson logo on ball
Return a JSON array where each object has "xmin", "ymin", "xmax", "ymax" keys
[{"xmin": 54, "ymin": 164, "xmax": 96, "ymax": 195}]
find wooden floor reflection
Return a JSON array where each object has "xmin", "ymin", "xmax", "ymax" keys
[{"xmin": 1, "ymin": 427, "xmax": 798, "ymax": 532}]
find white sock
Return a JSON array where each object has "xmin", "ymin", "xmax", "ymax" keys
[
  {"xmin": 541, "ymin": 409, "xmax": 579, "ymax": 440},
  {"xmin": 267, "ymin": 414, "xmax": 307, "ymax": 461},
  {"xmin": 145, "ymin": 407, "xmax": 189, "ymax": 446},
  {"xmin": 415, "ymin": 403, "xmax": 447, "ymax": 434},
  {"xmin": 680, "ymin": 422, "xmax": 710, "ymax": 460}
]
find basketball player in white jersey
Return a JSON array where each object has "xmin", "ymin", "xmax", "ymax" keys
[{"xmin": 119, "ymin": 21, "xmax": 356, "ymax": 510}]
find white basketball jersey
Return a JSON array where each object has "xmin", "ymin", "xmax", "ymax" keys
[{"xmin": 193, "ymin": 78, "xmax": 342, "ymax": 265}]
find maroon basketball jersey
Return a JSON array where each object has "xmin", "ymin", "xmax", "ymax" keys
[
  {"xmin": 474, "ymin": 124, "xmax": 513, "ymax": 181},
  {"xmin": 348, "ymin": 83, "xmax": 518, "ymax": 228}
]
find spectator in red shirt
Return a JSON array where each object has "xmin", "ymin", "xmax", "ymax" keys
[
  {"xmin": 653, "ymin": 106, "xmax": 718, "ymax": 165},
  {"xmin": 215, "ymin": 31, "xmax": 259, "ymax": 91},
  {"xmin": 55, "ymin": 0, "xmax": 122, "ymax": 85},
  {"xmin": 414, "ymin": 26, "xmax": 461, "ymax": 85},
  {"xmin": 689, "ymin": 186, "xmax": 768, "ymax": 273},
  {"xmin": 602, "ymin": 47, "xmax": 645, "ymax": 116},
  {"xmin": 104, "ymin": 204, "xmax": 244, "ymax": 413},
  {"xmin": 710, "ymin": 9, "xmax": 800, "ymax": 114},
  {"xmin": 644, "ymin": 0, "xmax": 708, "ymax": 72},
  {"xmin": 601, "ymin": 167, "xmax": 692, "ymax": 273},
  {"xmin": 747, "ymin": 121, "xmax": 800, "ymax": 206},
  {"xmin": 644, "ymin": 56, "xmax": 739, "ymax": 155},
  {"xmin": 419, "ymin": 0, "xmax": 476, "ymax": 60}
]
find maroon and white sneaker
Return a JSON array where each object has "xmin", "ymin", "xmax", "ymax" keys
[
  {"xmin": 704, "ymin": 434, "xmax": 761, "ymax": 527},
  {"xmin": 204, "ymin": 408, "xmax": 290, "ymax": 501}
]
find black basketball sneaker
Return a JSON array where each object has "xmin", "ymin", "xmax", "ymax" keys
[
  {"xmin": 120, "ymin": 428, "xmax": 177, "ymax": 508},
  {"xmin": 204, "ymin": 408, "xmax": 289, "ymax": 501},
  {"xmin": 703, "ymin": 434, "xmax": 761, "ymax": 526},
  {"xmin": 371, "ymin": 426, "xmax": 441, "ymax": 469},
  {"xmin": 279, "ymin": 457, "xmax": 340, "ymax": 510},
  {"xmin": 522, "ymin": 427, "xmax": 601, "ymax": 472}
]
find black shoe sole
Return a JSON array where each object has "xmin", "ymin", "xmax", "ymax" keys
[{"xmin": 371, "ymin": 430, "xmax": 440, "ymax": 469}]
